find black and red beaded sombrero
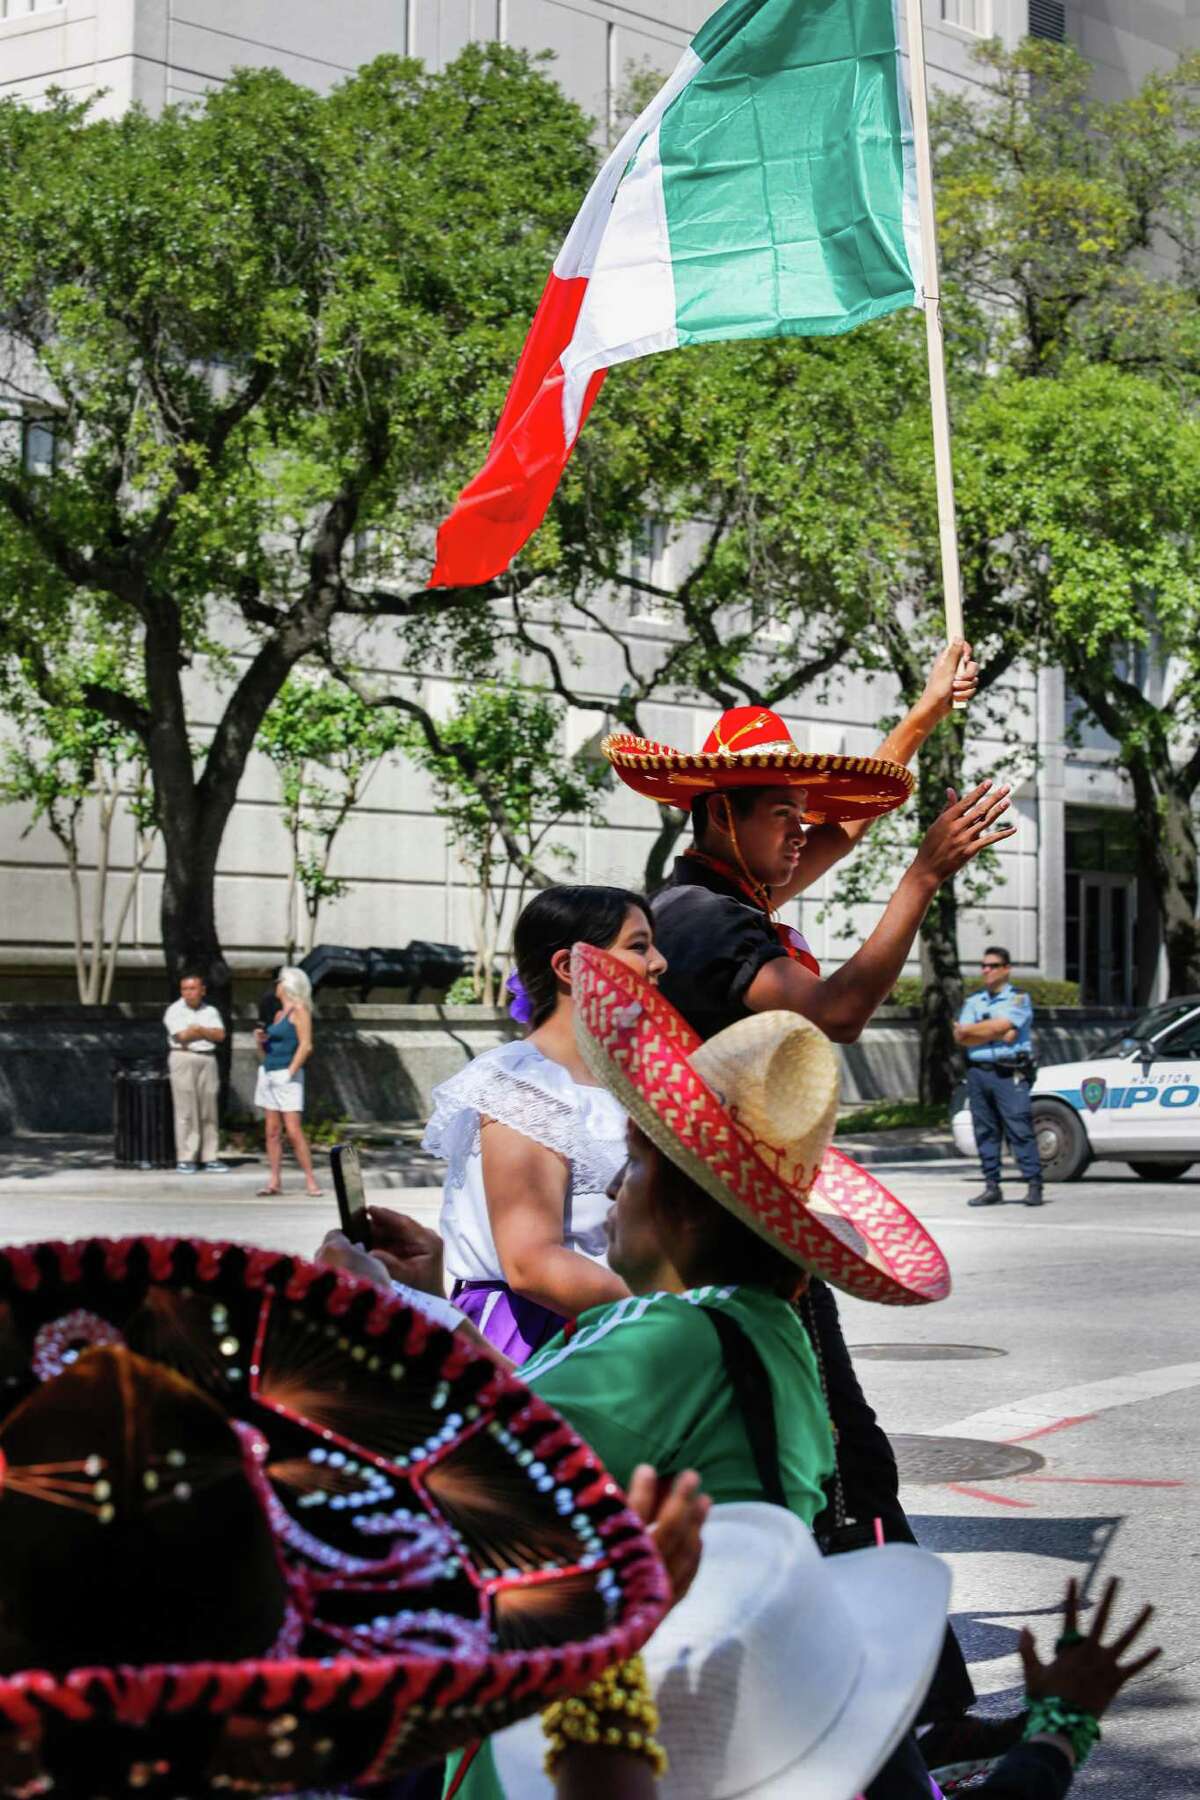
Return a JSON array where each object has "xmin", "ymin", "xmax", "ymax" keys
[
  {"xmin": 0, "ymin": 1238, "xmax": 668, "ymax": 1798},
  {"xmin": 602, "ymin": 706, "xmax": 913, "ymax": 825}
]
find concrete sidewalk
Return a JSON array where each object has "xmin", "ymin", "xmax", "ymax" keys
[
  {"xmin": 0, "ymin": 1123, "xmax": 968, "ymax": 1203},
  {"xmin": 833, "ymin": 1124, "xmax": 962, "ymax": 1166},
  {"xmin": 0, "ymin": 1131, "xmax": 447, "ymax": 1200}
]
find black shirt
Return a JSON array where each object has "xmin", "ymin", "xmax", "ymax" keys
[
  {"xmin": 652, "ymin": 856, "xmax": 792, "ymax": 1041},
  {"xmin": 867, "ymin": 1730, "xmax": 1072, "ymax": 1800}
]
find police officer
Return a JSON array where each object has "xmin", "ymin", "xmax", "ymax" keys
[{"xmin": 955, "ymin": 946, "xmax": 1043, "ymax": 1207}]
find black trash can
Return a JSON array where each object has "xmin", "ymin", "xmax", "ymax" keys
[{"xmin": 113, "ymin": 1059, "xmax": 177, "ymax": 1169}]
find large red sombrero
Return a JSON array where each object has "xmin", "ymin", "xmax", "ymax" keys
[
  {"xmin": 0, "ymin": 1238, "xmax": 668, "ymax": 1797},
  {"xmin": 602, "ymin": 706, "xmax": 913, "ymax": 823},
  {"xmin": 572, "ymin": 946, "xmax": 949, "ymax": 1307}
]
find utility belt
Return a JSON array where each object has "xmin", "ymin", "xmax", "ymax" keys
[{"xmin": 975, "ymin": 1054, "xmax": 1037, "ymax": 1081}]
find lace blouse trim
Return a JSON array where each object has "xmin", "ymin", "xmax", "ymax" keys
[{"xmin": 423, "ymin": 1042, "xmax": 625, "ymax": 1196}]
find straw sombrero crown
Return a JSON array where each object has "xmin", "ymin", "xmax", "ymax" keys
[
  {"xmin": 572, "ymin": 945, "xmax": 949, "ymax": 1307},
  {"xmin": 602, "ymin": 706, "xmax": 913, "ymax": 824}
]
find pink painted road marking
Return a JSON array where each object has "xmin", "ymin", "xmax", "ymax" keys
[
  {"xmin": 947, "ymin": 1484, "xmax": 1037, "ymax": 1509},
  {"xmin": 934, "ymin": 1362, "xmax": 1200, "ymax": 1443},
  {"xmin": 1002, "ymin": 1414, "xmax": 1096, "ymax": 1444},
  {"xmin": 1015, "ymin": 1475, "xmax": 1187, "ymax": 1489}
]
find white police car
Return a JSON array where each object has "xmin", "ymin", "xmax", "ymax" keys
[{"xmin": 951, "ymin": 995, "xmax": 1200, "ymax": 1181}]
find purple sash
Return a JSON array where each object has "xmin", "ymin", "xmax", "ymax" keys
[{"xmin": 450, "ymin": 1280, "xmax": 564, "ymax": 1366}]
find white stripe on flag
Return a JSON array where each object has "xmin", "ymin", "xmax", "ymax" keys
[
  {"xmin": 553, "ymin": 46, "xmax": 701, "ymax": 284},
  {"xmin": 892, "ymin": 0, "xmax": 924, "ymax": 297},
  {"xmin": 561, "ymin": 116, "xmax": 680, "ymax": 440}
]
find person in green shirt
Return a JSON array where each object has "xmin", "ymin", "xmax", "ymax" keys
[{"xmin": 323, "ymin": 941, "xmax": 951, "ymax": 1800}]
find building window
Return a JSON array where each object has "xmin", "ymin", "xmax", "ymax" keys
[
  {"xmin": 21, "ymin": 417, "xmax": 61, "ymax": 477},
  {"xmin": 1029, "ymin": 0, "xmax": 1066, "ymax": 41},
  {"xmin": 940, "ymin": 0, "xmax": 991, "ymax": 33},
  {"xmin": 0, "ymin": 0, "xmax": 65, "ymax": 16},
  {"xmin": 625, "ymin": 517, "xmax": 672, "ymax": 618}
]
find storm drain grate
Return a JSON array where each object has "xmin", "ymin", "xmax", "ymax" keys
[
  {"xmin": 892, "ymin": 1436, "xmax": 1045, "ymax": 1484},
  {"xmin": 850, "ymin": 1343, "xmax": 1007, "ymax": 1361}
]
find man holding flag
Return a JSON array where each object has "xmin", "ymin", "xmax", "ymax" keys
[{"xmin": 426, "ymin": 0, "xmax": 1029, "ymax": 1778}]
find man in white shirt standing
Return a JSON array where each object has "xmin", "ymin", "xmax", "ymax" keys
[{"xmin": 163, "ymin": 970, "xmax": 228, "ymax": 1174}]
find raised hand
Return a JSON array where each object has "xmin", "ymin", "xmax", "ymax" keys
[
  {"xmin": 1019, "ymin": 1577, "xmax": 1161, "ymax": 1719},
  {"xmin": 913, "ymin": 782, "xmax": 1016, "ymax": 884},
  {"xmin": 920, "ymin": 637, "xmax": 979, "ymax": 717}
]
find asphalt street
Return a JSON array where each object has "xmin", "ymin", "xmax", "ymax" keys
[
  {"xmin": 0, "ymin": 1148, "xmax": 1196, "ymax": 1796},
  {"xmin": 835, "ymin": 1160, "xmax": 1200, "ymax": 1798}
]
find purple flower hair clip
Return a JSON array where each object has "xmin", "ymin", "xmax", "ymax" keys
[{"xmin": 505, "ymin": 971, "xmax": 534, "ymax": 1025}]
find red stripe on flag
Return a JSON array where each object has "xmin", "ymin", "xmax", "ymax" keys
[{"xmin": 431, "ymin": 272, "xmax": 606, "ymax": 588}]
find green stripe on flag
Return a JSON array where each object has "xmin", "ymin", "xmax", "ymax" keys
[
  {"xmin": 662, "ymin": 0, "xmax": 917, "ymax": 344},
  {"xmin": 690, "ymin": 0, "xmax": 774, "ymax": 64}
]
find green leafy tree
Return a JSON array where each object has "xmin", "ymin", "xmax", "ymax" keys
[
  {"xmin": 0, "ymin": 645, "xmax": 158, "ymax": 1002},
  {"xmin": 933, "ymin": 40, "xmax": 1200, "ymax": 379},
  {"xmin": 510, "ymin": 319, "xmax": 1030, "ymax": 1098},
  {"xmin": 0, "ymin": 47, "xmax": 598, "ymax": 1011},
  {"xmin": 397, "ymin": 686, "xmax": 609, "ymax": 1005},
  {"xmin": 258, "ymin": 672, "xmax": 405, "ymax": 960},
  {"xmin": 935, "ymin": 39, "xmax": 1200, "ymax": 996},
  {"xmin": 961, "ymin": 365, "xmax": 1200, "ymax": 996}
]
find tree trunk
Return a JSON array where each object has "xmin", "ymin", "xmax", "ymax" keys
[
  {"xmin": 642, "ymin": 807, "xmax": 687, "ymax": 895},
  {"xmin": 160, "ymin": 838, "xmax": 230, "ymax": 1006},
  {"xmin": 1161, "ymin": 788, "xmax": 1200, "ymax": 994},
  {"xmin": 918, "ymin": 887, "xmax": 964, "ymax": 1105},
  {"xmin": 1125, "ymin": 757, "xmax": 1200, "ymax": 998},
  {"xmin": 914, "ymin": 724, "xmax": 966, "ymax": 1105}
]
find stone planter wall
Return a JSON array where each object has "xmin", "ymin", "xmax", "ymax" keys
[
  {"xmin": 0, "ymin": 1003, "xmax": 518, "ymax": 1135},
  {"xmin": 0, "ymin": 1001, "xmax": 1126, "ymax": 1135}
]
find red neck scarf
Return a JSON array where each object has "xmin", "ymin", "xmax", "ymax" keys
[{"xmin": 682, "ymin": 849, "xmax": 821, "ymax": 976}]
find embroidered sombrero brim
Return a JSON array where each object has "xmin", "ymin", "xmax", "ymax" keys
[
  {"xmin": 602, "ymin": 732, "xmax": 914, "ymax": 824},
  {"xmin": 572, "ymin": 947, "xmax": 949, "ymax": 1307},
  {"xmin": 0, "ymin": 1238, "xmax": 669, "ymax": 1797}
]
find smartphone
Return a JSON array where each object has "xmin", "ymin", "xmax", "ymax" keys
[{"xmin": 330, "ymin": 1142, "xmax": 370, "ymax": 1247}]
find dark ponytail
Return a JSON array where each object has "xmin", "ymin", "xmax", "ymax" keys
[{"xmin": 512, "ymin": 885, "xmax": 653, "ymax": 1028}]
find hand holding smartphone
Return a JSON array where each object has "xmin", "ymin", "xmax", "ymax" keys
[{"xmin": 330, "ymin": 1142, "xmax": 370, "ymax": 1247}]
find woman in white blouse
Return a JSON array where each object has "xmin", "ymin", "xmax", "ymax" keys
[{"xmin": 423, "ymin": 886, "xmax": 666, "ymax": 1362}]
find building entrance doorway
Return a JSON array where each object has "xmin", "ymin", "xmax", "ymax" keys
[
  {"xmin": 1078, "ymin": 874, "xmax": 1136, "ymax": 1007},
  {"xmin": 1065, "ymin": 808, "xmax": 1138, "ymax": 1006}
]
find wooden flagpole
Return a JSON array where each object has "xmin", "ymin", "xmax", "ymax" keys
[{"xmin": 904, "ymin": 0, "xmax": 965, "ymax": 657}]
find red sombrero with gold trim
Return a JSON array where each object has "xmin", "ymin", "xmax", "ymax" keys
[
  {"xmin": 602, "ymin": 706, "xmax": 913, "ymax": 824},
  {"xmin": 572, "ymin": 946, "xmax": 949, "ymax": 1307}
]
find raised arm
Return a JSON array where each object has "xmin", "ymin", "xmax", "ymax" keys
[
  {"xmin": 782, "ymin": 640, "xmax": 979, "ymax": 897},
  {"xmin": 482, "ymin": 1121, "xmax": 629, "ymax": 1318},
  {"xmin": 746, "ymin": 783, "xmax": 1014, "ymax": 1042}
]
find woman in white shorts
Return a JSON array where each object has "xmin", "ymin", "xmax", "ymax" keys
[{"xmin": 254, "ymin": 965, "xmax": 322, "ymax": 1196}]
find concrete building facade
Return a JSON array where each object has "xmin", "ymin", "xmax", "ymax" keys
[{"xmin": 0, "ymin": 0, "xmax": 1190, "ymax": 1006}]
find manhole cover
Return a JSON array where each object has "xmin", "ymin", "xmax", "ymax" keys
[
  {"xmin": 892, "ymin": 1435, "xmax": 1045, "ymax": 1484},
  {"xmin": 850, "ymin": 1343, "xmax": 1007, "ymax": 1361}
]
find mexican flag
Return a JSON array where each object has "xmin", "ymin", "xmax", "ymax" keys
[{"xmin": 431, "ymin": 0, "xmax": 922, "ymax": 589}]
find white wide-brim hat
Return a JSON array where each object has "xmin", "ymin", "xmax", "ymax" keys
[{"xmin": 490, "ymin": 1502, "xmax": 952, "ymax": 1800}]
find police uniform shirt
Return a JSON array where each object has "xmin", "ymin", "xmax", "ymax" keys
[{"xmin": 958, "ymin": 982, "xmax": 1034, "ymax": 1065}]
